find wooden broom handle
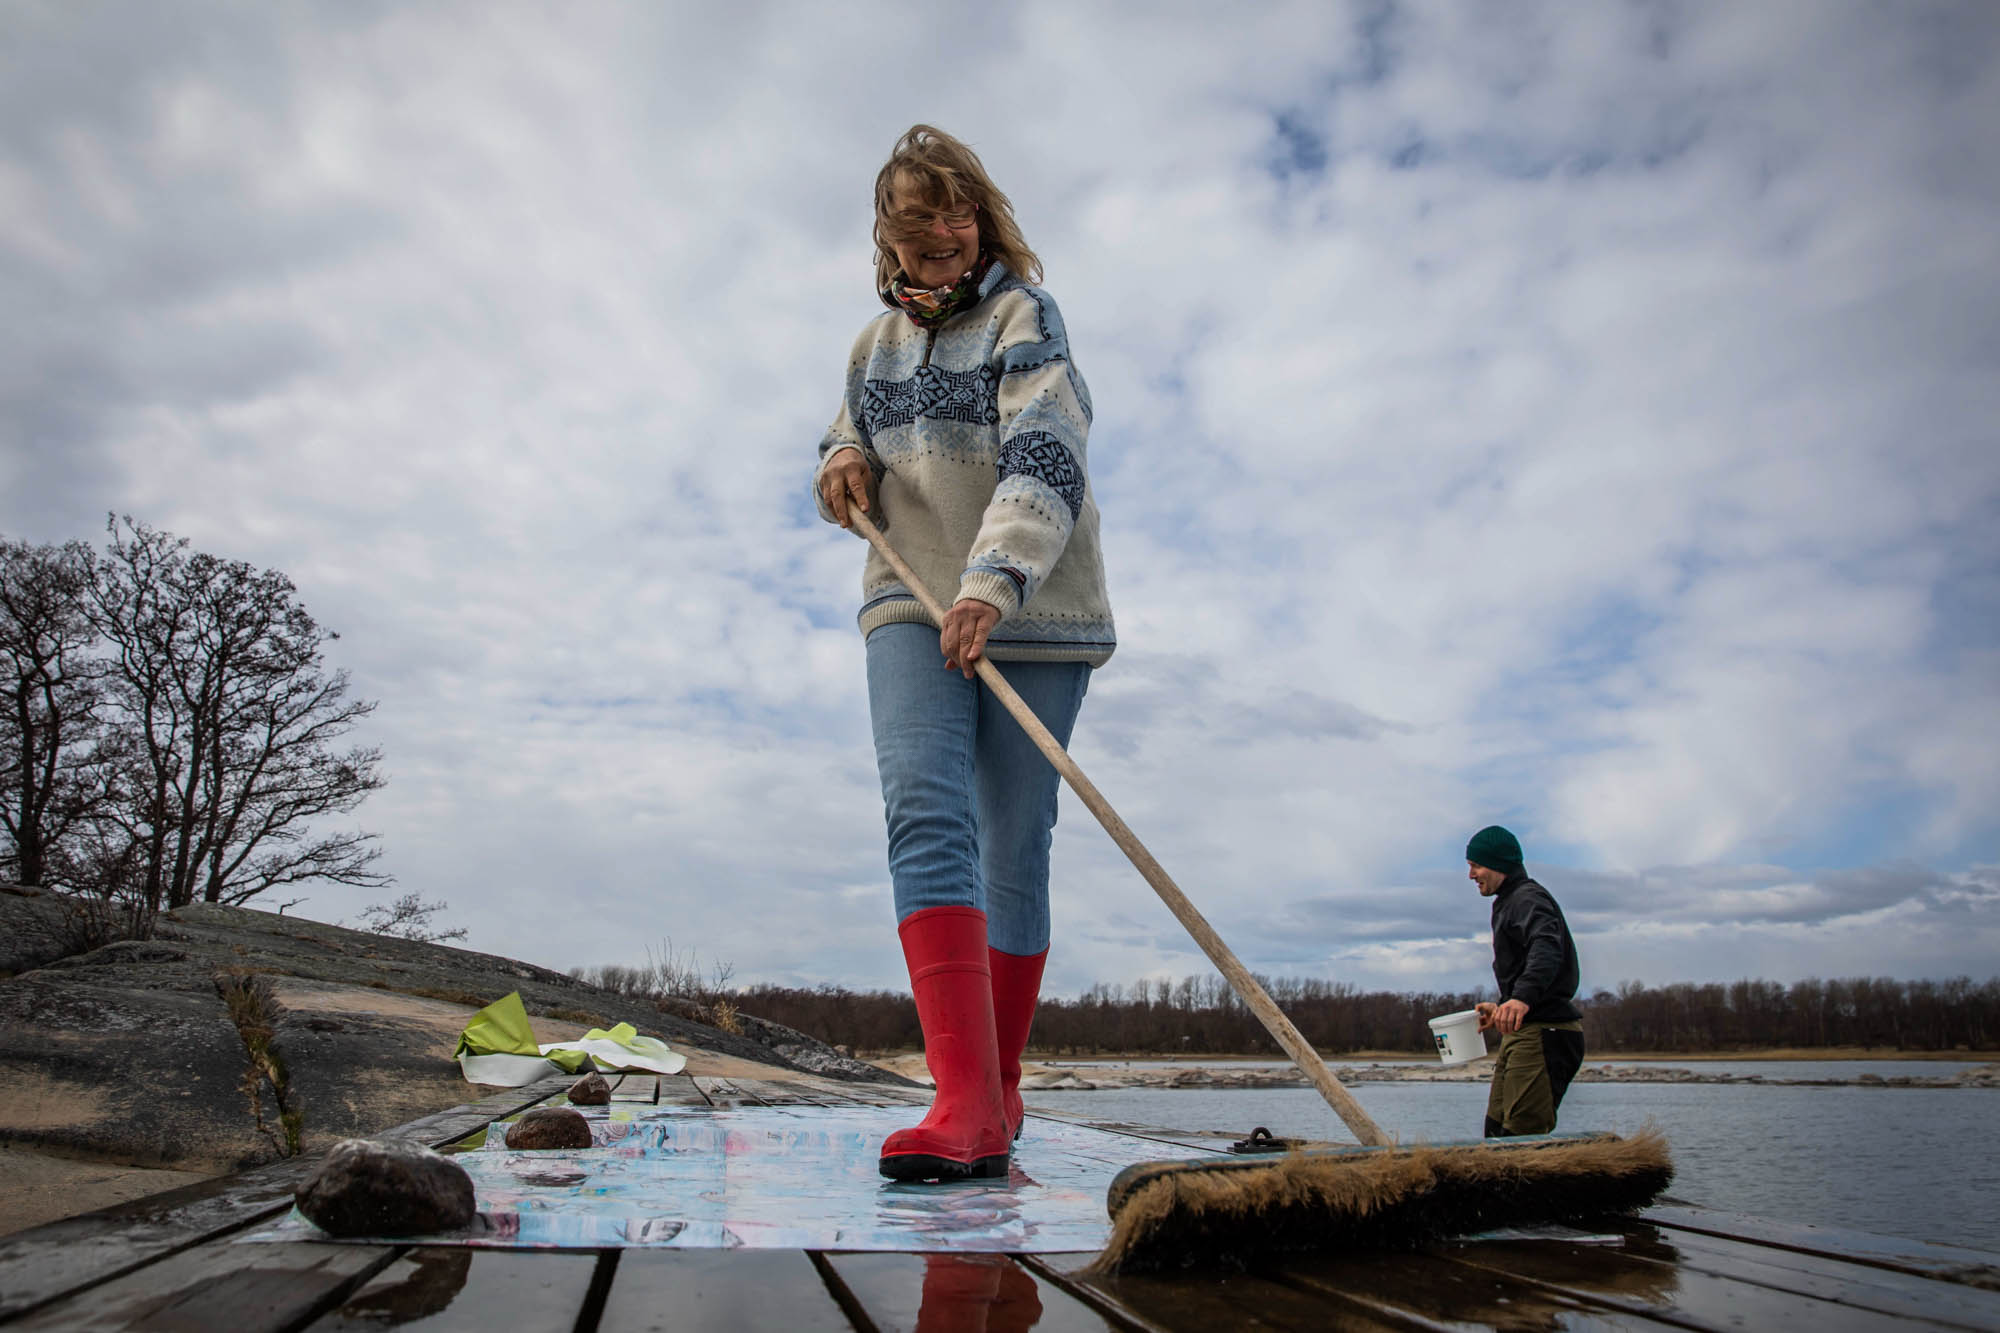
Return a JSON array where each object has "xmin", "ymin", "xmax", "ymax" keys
[{"xmin": 846, "ymin": 510, "xmax": 1392, "ymax": 1148}]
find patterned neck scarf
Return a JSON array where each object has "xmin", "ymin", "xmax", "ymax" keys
[{"xmin": 882, "ymin": 254, "xmax": 993, "ymax": 329}]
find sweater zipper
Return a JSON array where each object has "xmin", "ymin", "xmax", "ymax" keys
[{"xmin": 920, "ymin": 328, "xmax": 937, "ymax": 368}]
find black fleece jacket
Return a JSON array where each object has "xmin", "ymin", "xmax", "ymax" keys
[{"xmin": 1490, "ymin": 874, "xmax": 1581, "ymax": 1024}]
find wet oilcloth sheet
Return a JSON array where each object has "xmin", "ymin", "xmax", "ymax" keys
[{"xmin": 248, "ymin": 1105, "xmax": 1214, "ymax": 1252}]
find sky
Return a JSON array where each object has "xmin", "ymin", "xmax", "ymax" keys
[{"xmin": 4, "ymin": 1, "xmax": 1996, "ymax": 1001}]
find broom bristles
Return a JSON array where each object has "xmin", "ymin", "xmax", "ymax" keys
[{"xmin": 1091, "ymin": 1128, "xmax": 1674, "ymax": 1274}]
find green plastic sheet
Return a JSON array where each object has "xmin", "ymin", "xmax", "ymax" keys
[{"xmin": 454, "ymin": 991, "xmax": 686, "ymax": 1086}]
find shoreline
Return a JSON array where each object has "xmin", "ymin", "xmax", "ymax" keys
[
  {"xmin": 1026, "ymin": 1047, "xmax": 2000, "ymax": 1063},
  {"xmin": 870, "ymin": 1050, "xmax": 2000, "ymax": 1090}
]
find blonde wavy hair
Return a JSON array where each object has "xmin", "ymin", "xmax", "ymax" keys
[{"xmin": 873, "ymin": 124, "xmax": 1043, "ymax": 291}]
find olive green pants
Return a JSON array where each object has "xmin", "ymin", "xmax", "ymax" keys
[{"xmin": 1484, "ymin": 1021, "xmax": 1585, "ymax": 1137}]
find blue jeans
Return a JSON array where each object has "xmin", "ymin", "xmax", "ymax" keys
[{"xmin": 865, "ymin": 621, "xmax": 1091, "ymax": 956}]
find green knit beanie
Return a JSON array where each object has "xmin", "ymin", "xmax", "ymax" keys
[{"xmin": 1465, "ymin": 825, "xmax": 1525, "ymax": 874}]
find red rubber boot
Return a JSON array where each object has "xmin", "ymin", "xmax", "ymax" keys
[
  {"xmin": 989, "ymin": 946, "xmax": 1047, "ymax": 1141},
  {"xmin": 879, "ymin": 907, "xmax": 1010, "ymax": 1181}
]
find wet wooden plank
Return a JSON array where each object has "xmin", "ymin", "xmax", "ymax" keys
[
  {"xmin": 670, "ymin": 1069, "xmax": 902, "ymax": 1108},
  {"xmin": 1007, "ymin": 1104, "xmax": 1236, "ymax": 1153},
  {"xmin": 0, "ymin": 1158, "xmax": 315, "ymax": 1323},
  {"xmin": 692, "ymin": 1077, "xmax": 761, "ymax": 1108},
  {"xmin": 1443, "ymin": 1233, "xmax": 1934, "ymax": 1330},
  {"xmin": 385, "ymin": 1075, "xmax": 576, "ymax": 1146},
  {"xmin": 297, "ymin": 1247, "xmax": 600, "ymax": 1331},
  {"xmin": 782, "ymin": 1067, "xmax": 932, "ymax": 1105},
  {"xmin": 778, "ymin": 1073, "xmax": 900, "ymax": 1105},
  {"xmin": 691, "ymin": 1076, "xmax": 843, "ymax": 1108},
  {"xmin": 658, "ymin": 1073, "xmax": 712, "ymax": 1106},
  {"xmin": 5, "ymin": 1240, "xmax": 396, "ymax": 1332},
  {"xmin": 1643, "ymin": 1205, "xmax": 2000, "ymax": 1287},
  {"xmin": 0, "ymin": 1077, "xmax": 566, "ymax": 1321},
  {"xmin": 596, "ymin": 1250, "xmax": 853, "ymax": 1331},
  {"xmin": 1031, "ymin": 1250, "xmax": 1410, "ymax": 1331},
  {"xmin": 820, "ymin": 1251, "xmax": 1122, "ymax": 1332},
  {"xmin": 712, "ymin": 1076, "xmax": 841, "ymax": 1107},
  {"xmin": 1658, "ymin": 1227, "xmax": 2000, "ymax": 1330},
  {"xmin": 611, "ymin": 1075, "xmax": 660, "ymax": 1104},
  {"xmin": 1277, "ymin": 1247, "xmax": 1674, "ymax": 1330}
]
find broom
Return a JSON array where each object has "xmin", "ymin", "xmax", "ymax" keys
[{"xmin": 844, "ymin": 510, "xmax": 1673, "ymax": 1272}]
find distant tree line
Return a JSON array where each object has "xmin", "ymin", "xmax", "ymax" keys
[
  {"xmin": 1, "ymin": 518, "xmax": 389, "ymax": 940},
  {"xmin": 734, "ymin": 973, "xmax": 2000, "ymax": 1055},
  {"xmin": 1580, "ymin": 976, "xmax": 1998, "ymax": 1052}
]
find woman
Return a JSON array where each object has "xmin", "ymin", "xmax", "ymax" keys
[{"xmin": 815, "ymin": 125, "xmax": 1115, "ymax": 1181}]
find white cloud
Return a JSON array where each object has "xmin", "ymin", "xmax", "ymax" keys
[{"xmin": 3, "ymin": 2, "xmax": 1995, "ymax": 999}]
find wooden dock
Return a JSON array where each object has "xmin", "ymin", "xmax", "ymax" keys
[{"xmin": 3, "ymin": 1069, "xmax": 1995, "ymax": 1331}]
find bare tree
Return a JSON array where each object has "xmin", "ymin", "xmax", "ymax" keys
[
  {"xmin": 92, "ymin": 517, "xmax": 391, "ymax": 912},
  {"xmin": 357, "ymin": 892, "xmax": 467, "ymax": 944},
  {"xmin": 573, "ymin": 938, "xmax": 736, "ymax": 1003},
  {"xmin": 0, "ymin": 538, "xmax": 119, "ymax": 888}
]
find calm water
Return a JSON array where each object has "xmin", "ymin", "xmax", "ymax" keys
[
  {"xmin": 1043, "ymin": 1058, "xmax": 1989, "ymax": 1081},
  {"xmin": 1577, "ymin": 1059, "xmax": 1987, "ymax": 1081},
  {"xmin": 1024, "ymin": 1072, "xmax": 2000, "ymax": 1252}
]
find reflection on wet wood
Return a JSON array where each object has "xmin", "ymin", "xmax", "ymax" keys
[
  {"xmin": 823, "ymin": 1251, "xmax": 1120, "ymax": 1332},
  {"xmin": 1280, "ymin": 1247, "xmax": 1657, "ymax": 1330},
  {"xmin": 1652, "ymin": 1227, "xmax": 2000, "ymax": 1329},
  {"xmin": 0, "ymin": 1157, "xmax": 316, "ymax": 1323},
  {"xmin": 0, "ymin": 1076, "xmax": 568, "ymax": 1322},
  {"xmin": 300, "ymin": 1247, "xmax": 599, "ymax": 1331},
  {"xmin": 1031, "ymin": 1250, "xmax": 1409, "ymax": 1331},
  {"xmin": 5, "ymin": 1240, "xmax": 395, "ymax": 1332},
  {"xmin": 1644, "ymin": 1205, "xmax": 2000, "ymax": 1288},
  {"xmin": 596, "ymin": 1250, "xmax": 851, "ymax": 1332},
  {"xmin": 1444, "ymin": 1234, "xmax": 1923, "ymax": 1330}
]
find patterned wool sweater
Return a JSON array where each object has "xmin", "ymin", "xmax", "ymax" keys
[{"xmin": 814, "ymin": 263, "xmax": 1116, "ymax": 665}]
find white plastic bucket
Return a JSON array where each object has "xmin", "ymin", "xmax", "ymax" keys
[{"xmin": 1428, "ymin": 1010, "xmax": 1485, "ymax": 1066}]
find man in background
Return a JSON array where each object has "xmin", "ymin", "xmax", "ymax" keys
[{"xmin": 1467, "ymin": 825, "xmax": 1585, "ymax": 1136}]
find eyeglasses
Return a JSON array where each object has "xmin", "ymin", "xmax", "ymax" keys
[{"xmin": 881, "ymin": 204, "xmax": 978, "ymax": 237}]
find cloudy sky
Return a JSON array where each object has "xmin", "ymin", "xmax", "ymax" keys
[{"xmin": 5, "ymin": 2, "xmax": 1995, "ymax": 1000}]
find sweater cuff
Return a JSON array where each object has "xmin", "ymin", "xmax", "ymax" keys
[
  {"xmin": 814, "ymin": 445, "xmax": 875, "ymax": 530},
  {"xmin": 818, "ymin": 444, "xmax": 865, "ymax": 474},
  {"xmin": 957, "ymin": 569, "xmax": 1022, "ymax": 614}
]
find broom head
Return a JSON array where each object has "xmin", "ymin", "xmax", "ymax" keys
[{"xmin": 1094, "ymin": 1128, "xmax": 1674, "ymax": 1274}]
